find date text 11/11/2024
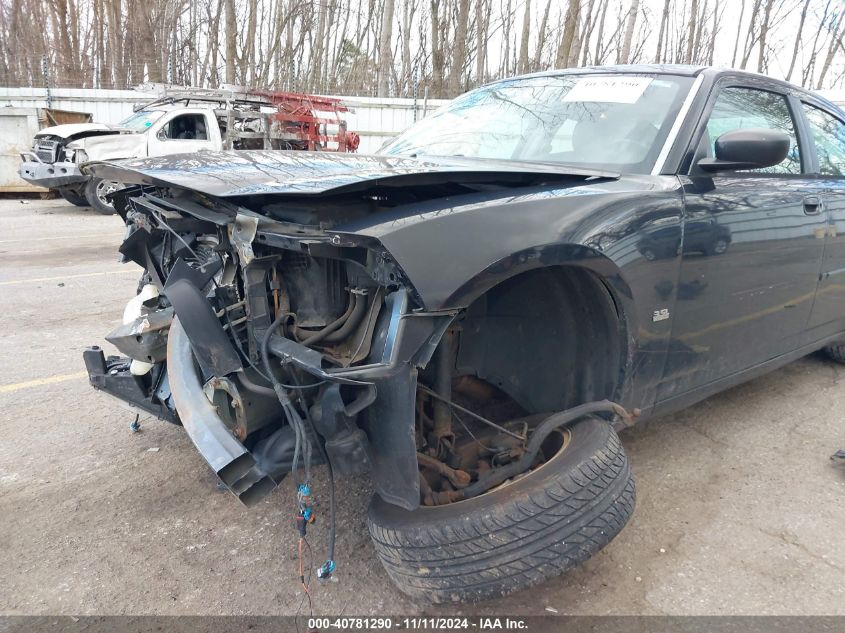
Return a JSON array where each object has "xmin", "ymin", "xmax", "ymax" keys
[{"xmin": 307, "ymin": 617, "xmax": 530, "ymax": 630}]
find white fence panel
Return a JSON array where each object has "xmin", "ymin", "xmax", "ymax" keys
[
  {"xmin": 0, "ymin": 87, "xmax": 154, "ymax": 125},
  {"xmin": 333, "ymin": 95, "xmax": 450, "ymax": 153}
]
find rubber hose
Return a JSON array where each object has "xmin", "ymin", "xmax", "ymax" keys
[
  {"xmin": 238, "ymin": 370, "xmax": 276, "ymax": 398},
  {"xmin": 321, "ymin": 292, "xmax": 368, "ymax": 344},
  {"xmin": 295, "ymin": 293, "xmax": 357, "ymax": 346},
  {"xmin": 460, "ymin": 399, "xmax": 624, "ymax": 499}
]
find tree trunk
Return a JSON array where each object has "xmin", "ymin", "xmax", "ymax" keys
[
  {"xmin": 448, "ymin": 0, "xmax": 470, "ymax": 95},
  {"xmin": 430, "ymin": 0, "xmax": 444, "ymax": 96},
  {"xmin": 400, "ymin": 0, "xmax": 416, "ymax": 94},
  {"xmin": 786, "ymin": 0, "xmax": 811, "ymax": 81},
  {"xmin": 377, "ymin": 0, "xmax": 395, "ymax": 96},
  {"xmin": 224, "ymin": 0, "xmax": 236, "ymax": 84},
  {"xmin": 818, "ymin": 11, "xmax": 844, "ymax": 89},
  {"xmin": 593, "ymin": 0, "xmax": 609, "ymax": 63},
  {"xmin": 618, "ymin": 0, "xmax": 639, "ymax": 64},
  {"xmin": 684, "ymin": 0, "xmax": 698, "ymax": 63},
  {"xmin": 555, "ymin": 0, "xmax": 581, "ymax": 68},
  {"xmin": 579, "ymin": 0, "xmax": 597, "ymax": 66},
  {"xmin": 707, "ymin": 0, "xmax": 721, "ymax": 65},
  {"xmin": 517, "ymin": 0, "xmax": 530, "ymax": 74},
  {"xmin": 655, "ymin": 0, "xmax": 671, "ymax": 63},
  {"xmin": 476, "ymin": 0, "xmax": 490, "ymax": 83},
  {"xmin": 730, "ymin": 0, "xmax": 746, "ymax": 67},
  {"xmin": 740, "ymin": 0, "xmax": 762, "ymax": 69},
  {"xmin": 756, "ymin": 0, "xmax": 773, "ymax": 73},
  {"xmin": 533, "ymin": 0, "xmax": 552, "ymax": 71}
]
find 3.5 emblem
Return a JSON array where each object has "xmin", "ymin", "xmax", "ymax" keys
[{"xmin": 653, "ymin": 308, "xmax": 670, "ymax": 322}]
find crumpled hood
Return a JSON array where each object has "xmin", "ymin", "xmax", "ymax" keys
[
  {"xmin": 35, "ymin": 122, "xmax": 124, "ymax": 139},
  {"xmin": 83, "ymin": 150, "xmax": 619, "ymax": 198}
]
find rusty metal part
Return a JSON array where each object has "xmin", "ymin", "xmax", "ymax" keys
[
  {"xmin": 460, "ymin": 399, "xmax": 634, "ymax": 500},
  {"xmin": 417, "ymin": 452, "xmax": 470, "ymax": 489},
  {"xmin": 419, "ymin": 473, "xmax": 434, "ymax": 506},
  {"xmin": 203, "ymin": 375, "xmax": 279, "ymax": 441},
  {"xmin": 418, "ymin": 384, "xmax": 526, "ymax": 442},
  {"xmin": 611, "ymin": 404, "xmax": 640, "ymax": 428},
  {"xmin": 432, "ymin": 329, "xmax": 454, "ymax": 444},
  {"xmin": 271, "ymin": 265, "xmax": 281, "ymax": 320},
  {"xmin": 452, "ymin": 374, "xmax": 498, "ymax": 401},
  {"xmin": 429, "ymin": 489, "xmax": 465, "ymax": 505}
]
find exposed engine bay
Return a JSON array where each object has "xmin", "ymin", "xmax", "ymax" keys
[
  {"xmin": 86, "ymin": 150, "xmax": 638, "ymax": 535},
  {"xmin": 87, "ymin": 180, "xmax": 626, "ymax": 511}
]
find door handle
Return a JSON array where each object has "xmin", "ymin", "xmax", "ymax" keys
[{"xmin": 803, "ymin": 195, "xmax": 824, "ymax": 215}]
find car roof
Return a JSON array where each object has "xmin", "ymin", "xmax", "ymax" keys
[
  {"xmin": 488, "ymin": 64, "xmax": 811, "ymax": 89},
  {"xmin": 483, "ymin": 64, "xmax": 845, "ymax": 116}
]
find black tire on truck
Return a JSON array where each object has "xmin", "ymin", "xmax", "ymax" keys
[
  {"xmin": 84, "ymin": 177, "xmax": 121, "ymax": 215},
  {"xmin": 57, "ymin": 187, "xmax": 89, "ymax": 207},
  {"xmin": 824, "ymin": 342, "xmax": 845, "ymax": 363},
  {"xmin": 367, "ymin": 415, "xmax": 635, "ymax": 603}
]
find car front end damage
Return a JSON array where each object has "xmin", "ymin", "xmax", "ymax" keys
[
  {"xmin": 19, "ymin": 140, "xmax": 87, "ymax": 190},
  {"xmin": 84, "ymin": 185, "xmax": 459, "ymax": 510},
  {"xmin": 81, "ymin": 145, "xmax": 641, "ymax": 600}
]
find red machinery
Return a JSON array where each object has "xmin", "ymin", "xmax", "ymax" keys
[{"xmin": 254, "ymin": 90, "xmax": 360, "ymax": 152}]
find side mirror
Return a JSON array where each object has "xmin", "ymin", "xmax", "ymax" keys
[
  {"xmin": 697, "ymin": 128, "xmax": 791, "ymax": 173},
  {"xmin": 156, "ymin": 127, "xmax": 167, "ymax": 141}
]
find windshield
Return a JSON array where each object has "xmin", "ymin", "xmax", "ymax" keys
[
  {"xmin": 118, "ymin": 110, "xmax": 165, "ymax": 133},
  {"xmin": 382, "ymin": 74, "xmax": 694, "ymax": 173}
]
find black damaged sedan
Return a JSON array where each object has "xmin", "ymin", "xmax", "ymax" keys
[{"xmin": 83, "ymin": 65, "xmax": 845, "ymax": 602}]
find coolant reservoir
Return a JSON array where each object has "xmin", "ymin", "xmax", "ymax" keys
[{"xmin": 124, "ymin": 284, "xmax": 159, "ymax": 376}]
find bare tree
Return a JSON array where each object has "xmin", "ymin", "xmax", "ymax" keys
[
  {"xmin": 730, "ymin": 0, "xmax": 746, "ymax": 67},
  {"xmin": 818, "ymin": 7, "xmax": 845, "ymax": 88},
  {"xmin": 224, "ymin": 0, "xmax": 235, "ymax": 84},
  {"xmin": 517, "ymin": 0, "xmax": 530, "ymax": 73},
  {"xmin": 756, "ymin": 0, "xmax": 774, "ymax": 72},
  {"xmin": 555, "ymin": 0, "xmax": 581, "ymax": 68},
  {"xmin": 377, "ymin": 0, "xmax": 396, "ymax": 95},
  {"xmin": 3, "ymin": 0, "xmax": 845, "ymax": 95},
  {"xmin": 655, "ymin": 0, "xmax": 671, "ymax": 63},
  {"xmin": 617, "ymin": 0, "xmax": 639, "ymax": 64}
]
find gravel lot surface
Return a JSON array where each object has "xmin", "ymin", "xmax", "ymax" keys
[{"xmin": 1, "ymin": 198, "xmax": 844, "ymax": 616}]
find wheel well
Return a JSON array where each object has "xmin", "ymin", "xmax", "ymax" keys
[{"xmin": 453, "ymin": 265, "xmax": 624, "ymax": 415}]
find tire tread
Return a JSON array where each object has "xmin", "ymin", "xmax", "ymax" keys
[{"xmin": 367, "ymin": 418, "xmax": 635, "ymax": 602}]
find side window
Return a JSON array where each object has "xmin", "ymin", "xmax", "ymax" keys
[
  {"xmin": 802, "ymin": 103, "xmax": 845, "ymax": 176},
  {"xmin": 160, "ymin": 114, "xmax": 208, "ymax": 141},
  {"xmin": 704, "ymin": 87, "xmax": 802, "ymax": 174}
]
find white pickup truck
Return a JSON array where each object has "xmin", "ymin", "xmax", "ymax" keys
[
  {"xmin": 20, "ymin": 105, "xmax": 229, "ymax": 213},
  {"xmin": 19, "ymin": 90, "xmax": 358, "ymax": 213}
]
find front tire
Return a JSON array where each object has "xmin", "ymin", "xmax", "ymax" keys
[
  {"xmin": 58, "ymin": 186, "xmax": 89, "ymax": 207},
  {"xmin": 824, "ymin": 342, "xmax": 845, "ymax": 363},
  {"xmin": 84, "ymin": 177, "xmax": 121, "ymax": 215},
  {"xmin": 367, "ymin": 416, "xmax": 635, "ymax": 603}
]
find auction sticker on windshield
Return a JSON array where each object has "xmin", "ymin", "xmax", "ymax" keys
[{"xmin": 562, "ymin": 76, "xmax": 653, "ymax": 103}]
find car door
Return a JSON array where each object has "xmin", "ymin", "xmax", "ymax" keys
[
  {"xmin": 147, "ymin": 111, "xmax": 217, "ymax": 157},
  {"xmin": 657, "ymin": 82, "xmax": 828, "ymax": 400},
  {"xmin": 799, "ymin": 100, "xmax": 845, "ymax": 339}
]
